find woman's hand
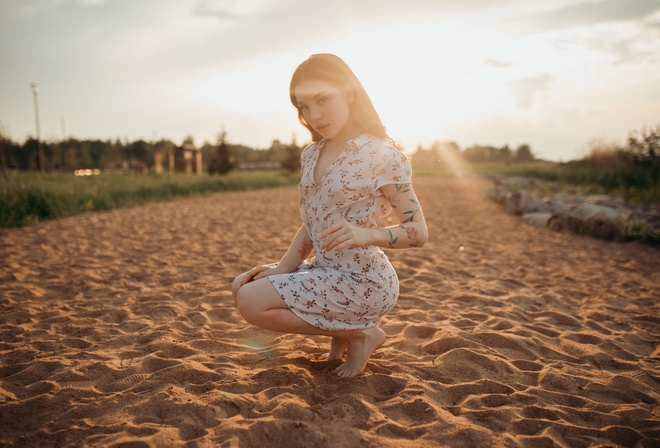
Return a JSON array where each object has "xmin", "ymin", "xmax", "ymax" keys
[
  {"xmin": 319, "ymin": 220, "xmax": 371, "ymax": 251},
  {"xmin": 240, "ymin": 264, "xmax": 289, "ymax": 287}
]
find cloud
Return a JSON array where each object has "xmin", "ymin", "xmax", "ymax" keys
[
  {"xmin": 192, "ymin": 0, "xmax": 270, "ymax": 20},
  {"xmin": 485, "ymin": 58, "xmax": 513, "ymax": 68},
  {"xmin": 511, "ymin": 74, "xmax": 553, "ymax": 109},
  {"xmin": 503, "ymin": 0, "xmax": 660, "ymax": 33},
  {"xmin": 585, "ymin": 36, "xmax": 658, "ymax": 64}
]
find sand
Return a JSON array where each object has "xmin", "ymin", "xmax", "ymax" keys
[{"xmin": 1, "ymin": 176, "xmax": 659, "ymax": 448}]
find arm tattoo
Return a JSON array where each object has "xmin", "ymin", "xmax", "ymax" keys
[
  {"xmin": 402, "ymin": 225, "xmax": 420, "ymax": 247},
  {"xmin": 402, "ymin": 198, "xmax": 420, "ymax": 223},
  {"xmin": 379, "ymin": 228, "xmax": 398, "ymax": 248},
  {"xmin": 387, "ymin": 184, "xmax": 412, "ymax": 208},
  {"xmin": 297, "ymin": 236, "xmax": 313, "ymax": 259}
]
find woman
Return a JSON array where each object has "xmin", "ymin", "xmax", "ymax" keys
[{"xmin": 232, "ymin": 53, "xmax": 428, "ymax": 377}]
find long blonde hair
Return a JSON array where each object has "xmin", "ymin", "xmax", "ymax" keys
[{"xmin": 289, "ymin": 53, "xmax": 400, "ymax": 149}]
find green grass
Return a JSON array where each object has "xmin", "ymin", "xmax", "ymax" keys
[
  {"xmin": 3, "ymin": 160, "xmax": 658, "ymax": 228},
  {"xmin": 416, "ymin": 161, "xmax": 660, "ymax": 206},
  {"xmin": 0, "ymin": 171, "xmax": 300, "ymax": 228}
]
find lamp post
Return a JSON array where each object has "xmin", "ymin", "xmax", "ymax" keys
[{"xmin": 31, "ymin": 82, "xmax": 44, "ymax": 172}]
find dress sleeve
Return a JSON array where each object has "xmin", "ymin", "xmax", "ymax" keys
[{"xmin": 374, "ymin": 144, "xmax": 413, "ymax": 191}]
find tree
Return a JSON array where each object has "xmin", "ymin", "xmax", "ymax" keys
[
  {"xmin": 625, "ymin": 125, "xmax": 659, "ymax": 164},
  {"xmin": 0, "ymin": 124, "xmax": 9, "ymax": 181},
  {"xmin": 514, "ymin": 144, "xmax": 534, "ymax": 161},
  {"xmin": 411, "ymin": 144, "xmax": 441, "ymax": 170},
  {"xmin": 463, "ymin": 144, "xmax": 498, "ymax": 162},
  {"xmin": 22, "ymin": 138, "xmax": 41, "ymax": 170},
  {"xmin": 280, "ymin": 135, "xmax": 301, "ymax": 173},
  {"xmin": 208, "ymin": 130, "xmax": 235, "ymax": 175},
  {"xmin": 89, "ymin": 140, "xmax": 107, "ymax": 169},
  {"xmin": 498, "ymin": 145, "xmax": 512, "ymax": 162}
]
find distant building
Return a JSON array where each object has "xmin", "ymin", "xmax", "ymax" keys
[{"xmin": 154, "ymin": 141, "xmax": 202, "ymax": 174}]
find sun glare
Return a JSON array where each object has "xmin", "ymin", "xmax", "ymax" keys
[{"xmin": 329, "ymin": 19, "xmax": 532, "ymax": 145}]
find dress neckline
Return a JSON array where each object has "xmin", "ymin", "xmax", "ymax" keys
[{"xmin": 311, "ymin": 134, "xmax": 370, "ymax": 186}]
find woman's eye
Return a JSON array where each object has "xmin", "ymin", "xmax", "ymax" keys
[{"xmin": 318, "ymin": 97, "xmax": 328, "ymax": 105}]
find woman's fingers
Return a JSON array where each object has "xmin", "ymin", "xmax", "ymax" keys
[
  {"xmin": 321, "ymin": 221, "xmax": 355, "ymax": 251},
  {"xmin": 240, "ymin": 266, "xmax": 269, "ymax": 286},
  {"xmin": 253, "ymin": 269, "xmax": 271, "ymax": 281},
  {"xmin": 319, "ymin": 221, "xmax": 343, "ymax": 240},
  {"xmin": 320, "ymin": 225, "xmax": 341, "ymax": 250},
  {"xmin": 240, "ymin": 271, "xmax": 257, "ymax": 286}
]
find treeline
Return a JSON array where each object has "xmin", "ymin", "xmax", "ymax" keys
[
  {"xmin": 2, "ymin": 124, "xmax": 656, "ymax": 176},
  {"xmin": 411, "ymin": 141, "xmax": 535, "ymax": 169},
  {"xmin": 0, "ymin": 132, "xmax": 302, "ymax": 174}
]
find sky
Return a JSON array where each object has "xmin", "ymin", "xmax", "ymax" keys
[{"xmin": 1, "ymin": 0, "xmax": 659, "ymax": 161}]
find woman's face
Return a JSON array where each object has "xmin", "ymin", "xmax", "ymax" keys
[{"xmin": 293, "ymin": 80, "xmax": 353, "ymax": 141}]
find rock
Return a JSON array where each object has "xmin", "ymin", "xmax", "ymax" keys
[
  {"xmin": 526, "ymin": 200, "xmax": 570, "ymax": 214},
  {"xmin": 584, "ymin": 194, "xmax": 612, "ymax": 203},
  {"xmin": 484, "ymin": 185, "xmax": 509, "ymax": 203},
  {"xmin": 523, "ymin": 212, "xmax": 552, "ymax": 228},
  {"xmin": 548, "ymin": 213, "xmax": 585, "ymax": 234},
  {"xmin": 572, "ymin": 204, "xmax": 623, "ymax": 221},
  {"xmin": 594, "ymin": 198, "xmax": 626, "ymax": 208},
  {"xmin": 484, "ymin": 174, "xmax": 657, "ymax": 244},
  {"xmin": 584, "ymin": 213, "xmax": 619, "ymax": 240},
  {"xmin": 504, "ymin": 191, "xmax": 536, "ymax": 215}
]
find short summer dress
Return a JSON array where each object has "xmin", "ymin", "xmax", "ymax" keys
[{"xmin": 267, "ymin": 133, "xmax": 413, "ymax": 331}]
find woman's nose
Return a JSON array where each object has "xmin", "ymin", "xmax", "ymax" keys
[{"xmin": 309, "ymin": 106, "xmax": 322, "ymax": 121}]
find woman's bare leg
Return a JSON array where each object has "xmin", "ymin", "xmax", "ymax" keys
[
  {"xmin": 231, "ymin": 272, "xmax": 248, "ymax": 305},
  {"xmin": 323, "ymin": 316, "xmax": 383, "ymax": 361},
  {"xmin": 334, "ymin": 325, "xmax": 385, "ymax": 378},
  {"xmin": 234, "ymin": 277, "xmax": 384, "ymax": 377},
  {"xmin": 327, "ymin": 337, "xmax": 349, "ymax": 361}
]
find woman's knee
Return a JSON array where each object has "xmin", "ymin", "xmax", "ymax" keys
[
  {"xmin": 234, "ymin": 278, "xmax": 282, "ymax": 324},
  {"xmin": 235, "ymin": 284, "xmax": 259, "ymax": 323},
  {"xmin": 231, "ymin": 272, "xmax": 248, "ymax": 304}
]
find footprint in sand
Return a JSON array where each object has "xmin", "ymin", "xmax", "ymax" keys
[
  {"xmin": 102, "ymin": 373, "xmax": 151, "ymax": 392},
  {"xmin": 59, "ymin": 380, "xmax": 97, "ymax": 390},
  {"xmin": 149, "ymin": 306, "xmax": 176, "ymax": 321}
]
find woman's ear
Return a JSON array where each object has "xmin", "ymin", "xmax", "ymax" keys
[{"xmin": 344, "ymin": 85, "xmax": 354, "ymax": 104}]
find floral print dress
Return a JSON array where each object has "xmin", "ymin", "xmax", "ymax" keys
[{"xmin": 267, "ymin": 134, "xmax": 413, "ymax": 330}]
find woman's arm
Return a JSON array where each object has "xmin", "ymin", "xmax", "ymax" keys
[
  {"xmin": 319, "ymin": 183, "xmax": 428, "ymax": 251},
  {"xmin": 275, "ymin": 224, "xmax": 314, "ymax": 272},
  {"xmin": 242, "ymin": 225, "xmax": 313, "ymax": 285}
]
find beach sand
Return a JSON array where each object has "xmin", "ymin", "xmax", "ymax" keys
[{"xmin": 1, "ymin": 177, "xmax": 659, "ymax": 447}]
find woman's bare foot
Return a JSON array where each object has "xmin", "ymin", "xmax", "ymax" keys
[
  {"xmin": 334, "ymin": 326, "xmax": 386, "ymax": 378},
  {"xmin": 319, "ymin": 318, "xmax": 381, "ymax": 362},
  {"xmin": 327, "ymin": 336, "xmax": 348, "ymax": 360},
  {"xmin": 317, "ymin": 337, "xmax": 348, "ymax": 361}
]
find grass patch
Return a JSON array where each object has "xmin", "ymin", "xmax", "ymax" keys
[
  {"xmin": 0, "ymin": 171, "xmax": 300, "ymax": 228},
  {"xmin": 416, "ymin": 161, "xmax": 660, "ymax": 206}
]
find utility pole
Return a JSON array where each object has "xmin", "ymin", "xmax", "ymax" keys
[
  {"xmin": 31, "ymin": 82, "xmax": 44, "ymax": 172},
  {"xmin": 60, "ymin": 116, "xmax": 67, "ymax": 171}
]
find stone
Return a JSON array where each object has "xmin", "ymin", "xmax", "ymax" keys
[
  {"xmin": 572, "ymin": 204, "xmax": 623, "ymax": 221},
  {"xmin": 584, "ymin": 213, "xmax": 619, "ymax": 240},
  {"xmin": 526, "ymin": 200, "xmax": 570, "ymax": 214},
  {"xmin": 584, "ymin": 194, "xmax": 612, "ymax": 203},
  {"xmin": 485, "ymin": 174, "xmax": 657, "ymax": 245},
  {"xmin": 504, "ymin": 191, "xmax": 536, "ymax": 215},
  {"xmin": 523, "ymin": 212, "xmax": 552, "ymax": 228},
  {"xmin": 548, "ymin": 213, "xmax": 585, "ymax": 234}
]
